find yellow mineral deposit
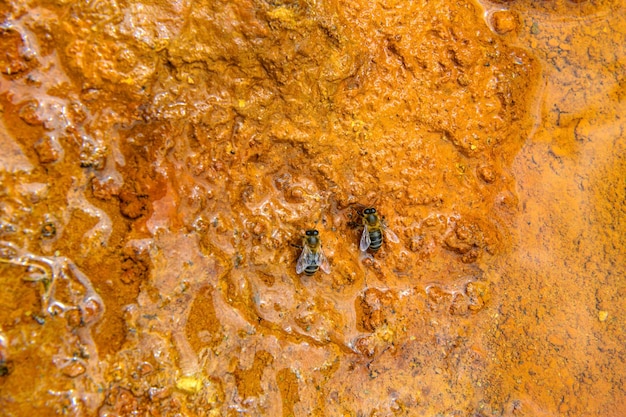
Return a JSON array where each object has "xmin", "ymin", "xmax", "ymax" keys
[
  {"xmin": 598, "ymin": 310, "xmax": 609, "ymax": 322},
  {"xmin": 175, "ymin": 375, "xmax": 203, "ymax": 395},
  {"xmin": 0, "ymin": 0, "xmax": 624, "ymax": 415}
]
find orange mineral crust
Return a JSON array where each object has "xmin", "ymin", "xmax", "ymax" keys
[{"xmin": 0, "ymin": 0, "xmax": 624, "ymax": 415}]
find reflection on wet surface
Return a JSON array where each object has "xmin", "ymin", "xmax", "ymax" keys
[{"xmin": 0, "ymin": 0, "xmax": 624, "ymax": 415}]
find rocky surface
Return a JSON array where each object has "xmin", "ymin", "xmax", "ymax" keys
[{"xmin": 0, "ymin": 0, "xmax": 624, "ymax": 415}]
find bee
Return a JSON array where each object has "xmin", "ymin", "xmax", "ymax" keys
[
  {"xmin": 360, "ymin": 208, "xmax": 400, "ymax": 252},
  {"xmin": 296, "ymin": 229, "xmax": 331, "ymax": 276}
]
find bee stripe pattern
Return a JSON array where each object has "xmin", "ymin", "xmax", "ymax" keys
[{"xmin": 368, "ymin": 229, "xmax": 383, "ymax": 252}]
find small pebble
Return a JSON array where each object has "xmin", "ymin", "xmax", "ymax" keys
[
  {"xmin": 138, "ymin": 362, "xmax": 153, "ymax": 376},
  {"xmin": 34, "ymin": 137, "xmax": 61, "ymax": 164},
  {"xmin": 547, "ymin": 334, "xmax": 565, "ymax": 346},
  {"xmin": 478, "ymin": 166, "xmax": 495, "ymax": 183},
  {"xmin": 61, "ymin": 361, "xmax": 86, "ymax": 378},
  {"xmin": 491, "ymin": 11, "xmax": 517, "ymax": 34},
  {"xmin": 598, "ymin": 310, "xmax": 608, "ymax": 322}
]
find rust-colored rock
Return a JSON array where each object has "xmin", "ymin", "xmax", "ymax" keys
[{"xmin": 0, "ymin": 0, "xmax": 624, "ymax": 415}]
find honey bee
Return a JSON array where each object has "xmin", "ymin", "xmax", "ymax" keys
[
  {"xmin": 296, "ymin": 229, "xmax": 331, "ymax": 276},
  {"xmin": 360, "ymin": 208, "xmax": 399, "ymax": 252}
]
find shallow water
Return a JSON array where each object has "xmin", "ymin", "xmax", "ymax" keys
[{"xmin": 0, "ymin": 0, "xmax": 624, "ymax": 415}]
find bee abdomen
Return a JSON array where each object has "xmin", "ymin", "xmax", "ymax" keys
[
  {"xmin": 304, "ymin": 264, "xmax": 319, "ymax": 276},
  {"xmin": 369, "ymin": 230, "xmax": 383, "ymax": 251}
]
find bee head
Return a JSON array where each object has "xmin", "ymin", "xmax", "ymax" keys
[
  {"xmin": 363, "ymin": 208, "xmax": 378, "ymax": 224},
  {"xmin": 305, "ymin": 229, "xmax": 320, "ymax": 245}
]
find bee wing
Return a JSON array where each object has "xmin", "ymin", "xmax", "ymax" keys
[
  {"xmin": 296, "ymin": 244, "xmax": 313, "ymax": 274},
  {"xmin": 360, "ymin": 226, "xmax": 371, "ymax": 251},
  {"xmin": 317, "ymin": 247, "xmax": 331, "ymax": 274},
  {"xmin": 383, "ymin": 226, "xmax": 400, "ymax": 243}
]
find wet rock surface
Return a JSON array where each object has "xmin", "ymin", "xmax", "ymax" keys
[{"xmin": 1, "ymin": 0, "xmax": 625, "ymax": 415}]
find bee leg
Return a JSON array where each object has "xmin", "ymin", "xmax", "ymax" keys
[{"xmin": 347, "ymin": 220, "xmax": 360, "ymax": 229}]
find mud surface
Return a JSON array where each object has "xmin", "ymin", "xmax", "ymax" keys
[{"xmin": 0, "ymin": 0, "xmax": 624, "ymax": 415}]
